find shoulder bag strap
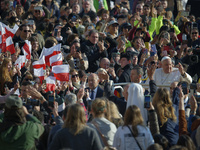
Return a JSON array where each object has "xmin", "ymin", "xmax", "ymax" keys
[
  {"xmin": 126, "ymin": 125, "xmax": 142, "ymax": 150},
  {"xmin": 92, "ymin": 121, "xmax": 109, "ymax": 147}
]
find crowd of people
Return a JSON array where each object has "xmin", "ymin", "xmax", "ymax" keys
[{"xmin": 0, "ymin": 0, "xmax": 200, "ymax": 149}]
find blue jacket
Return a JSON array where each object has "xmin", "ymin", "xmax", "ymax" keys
[{"xmin": 160, "ymin": 118, "xmax": 179, "ymax": 146}]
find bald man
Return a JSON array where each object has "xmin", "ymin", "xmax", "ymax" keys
[
  {"xmin": 87, "ymin": 73, "xmax": 103, "ymax": 100},
  {"xmin": 146, "ymin": 56, "xmax": 192, "ymax": 86},
  {"xmin": 100, "ymin": 58, "xmax": 110, "ymax": 71}
]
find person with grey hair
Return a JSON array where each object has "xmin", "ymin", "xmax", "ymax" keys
[
  {"xmin": 64, "ymin": 93, "xmax": 77, "ymax": 106},
  {"xmin": 131, "ymin": 66, "xmax": 144, "ymax": 83},
  {"xmin": 81, "ymin": 29, "xmax": 108, "ymax": 72},
  {"xmin": 86, "ymin": 73, "xmax": 103, "ymax": 101},
  {"xmin": 146, "ymin": 56, "xmax": 192, "ymax": 86},
  {"xmin": 78, "ymin": 0, "xmax": 97, "ymax": 22}
]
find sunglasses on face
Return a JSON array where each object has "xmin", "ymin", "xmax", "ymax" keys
[
  {"xmin": 35, "ymin": 10, "xmax": 40, "ymax": 13},
  {"xmin": 72, "ymin": 74, "xmax": 79, "ymax": 78},
  {"xmin": 192, "ymin": 32, "xmax": 198, "ymax": 34},
  {"xmin": 112, "ymin": 24, "xmax": 118, "ymax": 27},
  {"xmin": 25, "ymin": 78, "xmax": 32, "ymax": 81},
  {"xmin": 23, "ymin": 30, "xmax": 31, "ymax": 33}
]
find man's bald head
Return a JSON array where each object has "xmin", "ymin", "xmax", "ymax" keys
[
  {"xmin": 100, "ymin": 58, "xmax": 110, "ymax": 71},
  {"xmin": 88, "ymin": 73, "xmax": 99, "ymax": 90}
]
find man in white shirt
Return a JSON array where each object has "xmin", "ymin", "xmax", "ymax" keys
[{"xmin": 147, "ymin": 56, "xmax": 192, "ymax": 86}]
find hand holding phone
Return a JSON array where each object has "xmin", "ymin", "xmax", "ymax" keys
[{"xmin": 144, "ymin": 95, "xmax": 151, "ymax": 108}]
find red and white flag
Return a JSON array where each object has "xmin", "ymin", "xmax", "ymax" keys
[
  {"xmin": 50, "ymin": 53, "xmax": 63, "ymax": 66},
  {"xmin": 45, "ymin": 76, "xmax": 56, "ymax": 92},
  {"xmin": 52, "ymin": 65, "xmax": 69, "ymax": 81},
  {"xmin": 0, "ymin": 23, "xmax": 6, "ymax": 51},
  {"xmin": 22, "ymin": 40, "xmax": 32, "ymax": 59},
  {"xmin": 15, "ymin": 55, "xmax": 26, "ymax": 70},
  {"xmin": 5, "ymin": 36, "xmax": 15, "ymax": 54},
  {"xmin": 40, "ymin": 44, "xmax": 61, "ymax": 66},
  {"xmin": 2, "ymin": 23, "xmax": 18, "ymax": 38},
  {"xmin": 34, "ymin": 67, "xmax": 44, "ymax": 84},
  {"xmin": 32, "ymin": 56, "xmax": 46, "ymax": 69}
]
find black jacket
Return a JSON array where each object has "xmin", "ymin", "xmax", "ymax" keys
[
  {"xmin": 104, "ymin": 81, "xmax": 127, "ymax": 116},
  {"xmin": 83, "ymin": 86, "xmax": 104, "ymax": 107},
  {"xmin": 118, "ymin": 64, "xmax": 132, "ymax": 83},
  {"xmin": 81, "ymin": 40, "xmax": 107, "ymax": 73}
]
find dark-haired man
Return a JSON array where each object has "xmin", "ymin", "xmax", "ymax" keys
[
  {"xmin": 118, "ymin": 53, "xmax": 132, "ymax": 83},
  {"xmin": 13, "ymin": 24, "xmax": 31, "ymax": 49},
  {"xmin": 81, "ymin": 30, "xmax": 107, "ymax": 72}
]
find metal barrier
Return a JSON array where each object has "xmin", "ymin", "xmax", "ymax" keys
[
  {"xmin": 113, "ymin": 82, "xmax": 171, "ymax": 88},
  {"xmin": 112, "ymin": 82, "xmax": 195, "ymax": 98}
]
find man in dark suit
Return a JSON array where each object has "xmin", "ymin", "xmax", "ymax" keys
[
  {"xmin": 87, "ymin": 73, "xmax": 103, "ymax": 100},
  {"xmin": 83, "ymin": 73, "xmax": 103, "ymax": 109}
]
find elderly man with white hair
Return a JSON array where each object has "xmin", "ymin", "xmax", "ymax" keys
[{"xmin": 146, "ymin": 56, "xmax": 192, "ymax": 86}]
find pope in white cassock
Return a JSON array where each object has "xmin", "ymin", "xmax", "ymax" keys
[{"xmin": 146, "ymin": 56, "xmax": 192, "ymax": 86}]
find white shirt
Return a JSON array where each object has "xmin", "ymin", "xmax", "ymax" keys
[
  {"xmin": 146, "ymin": 68, "xmax": 192, "ymax": 86},
  {"xmin": 87, "ymin": 86, "xmax": 98, "ymax": 101},
  {"xmin": 113, "ymin": 125, "xmax": 154, "ymax": 150}
]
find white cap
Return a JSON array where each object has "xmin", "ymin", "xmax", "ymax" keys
[{"xmin": 161, "ymin": 56, "xmax": 171, "ymax": 62}]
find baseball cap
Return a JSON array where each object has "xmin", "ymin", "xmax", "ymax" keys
[
  {"xmin": 34, "ymin": 6, "xmax": 43, "ymax": 11},
  {"xmin": 108, "ymin": 20, "xmax": 119, "ymax": 26},
  {"xmin": 5, "ymin": 94, "xmax": 23, "ymax": 109},
  {"xmin": 121, "ymin": 23, "xmax": 132, "ymax": 30}
]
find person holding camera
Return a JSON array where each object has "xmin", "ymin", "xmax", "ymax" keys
[
  {"xmin": 0, "ymin": 95, "xmax": 44, "ymax": 150},
  {"xmin": 20, "ymin": 81, "xmax": 50, "ymax": 117},
  {"xmin": 187, "ymin": 28, "xmax": 200, "ymax": 48},
  {"xmin": 81, "ymin": 30, "xmax": 108, "ymax": 73},
  {"xmin": 66, "ymin": 40, "xmax": 88, "ymax": 71},
  {"xmin": 184, "ymin": 28, "xmax": 200, "ymax": 81}
]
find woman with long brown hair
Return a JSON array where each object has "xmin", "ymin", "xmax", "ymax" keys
[
  {"xmin": 0, "ymin": 58, "xmax": 13, "ymax": 95},
  {"xmin": 48, "ymin": 104, "xmax": 103, "ymax": 150},
  {"xmin": 152, "ymin": 88, "xmax": 179, "ymax": 146},
  {"xmin": 113, "ymin": 105, "xmax": 154, "ymax": 150}
]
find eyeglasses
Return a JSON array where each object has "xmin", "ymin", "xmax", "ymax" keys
[
  {"xmin": 34, "ymin": 10, "xmax": 40, "ymax": 13},
  {"xmin": 72, "ymin": 74, "xmax": 79, "ymax": 78},
  {"xmin": 192, "ymin": 32, "xmax": 198, "ymax": 34},
  {"xmin": 23, "ymin": 30, "xmax": 31, "ymax": 33},
  {"xmin": 136, "ymin": 8, "xmax": 142, "ymax": 10}
]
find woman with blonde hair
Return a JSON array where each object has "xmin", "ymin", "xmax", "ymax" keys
[
  {"xmin": 152, "ymin": 88, "xmax": 179, "ymax": 146},
  {"xmin": 109, "ymin": 101, "xmax": 124, "ymax": 128},
  {"xmin": 49, "ymin": 104, "xmax": 103, "ymax": 150},
  {"xmin": 113, "ymin": 105, "xmax": 154, "ymax": 150},
  {"xmin": 0, "ymin": 58, "xmax": 13, "ymax": 95},
  {"xmin": 88, "ymin": 98, "xmax": 117, "ymax": 147}
]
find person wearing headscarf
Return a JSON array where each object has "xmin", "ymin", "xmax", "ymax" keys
[{"xmin": 126, "ymin": 83, "xmax": 148, "ymax": 125}]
